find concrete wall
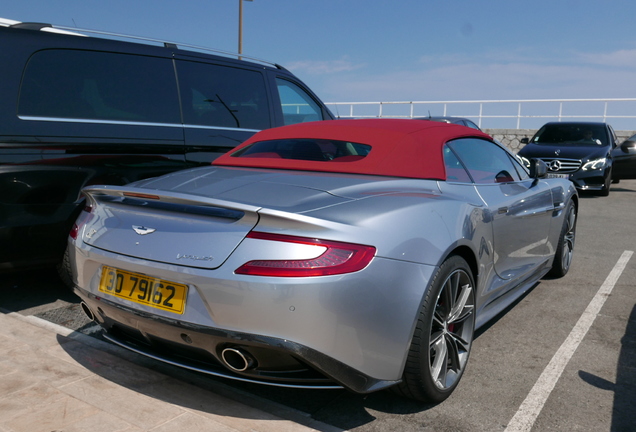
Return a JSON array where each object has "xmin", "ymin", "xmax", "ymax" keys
[{"xmin": 484, "ymin": 129, "xmax": 636, "ymax": 153}]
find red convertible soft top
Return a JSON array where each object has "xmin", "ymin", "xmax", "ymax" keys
[{"xmin": 213, "ymin": 119, "xmax": 491, "ymax": 180}]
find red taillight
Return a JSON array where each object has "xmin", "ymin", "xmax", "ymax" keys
[
  {"xmin": 235, "ymin": 232, "xmax": 376, "ymax": 277},
  {"xmin": 69, "ymin": 205, "xmax": 93, "ymax": 240}
]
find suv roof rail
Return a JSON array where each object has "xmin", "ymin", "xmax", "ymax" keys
[{"xmin": 3, "ymin": 17, "xmax": 284, "ymax": 69}]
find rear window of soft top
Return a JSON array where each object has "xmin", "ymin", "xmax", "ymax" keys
[{"xmin": 231, "ymin": 139, "xmax": 372, "ymax": 162}]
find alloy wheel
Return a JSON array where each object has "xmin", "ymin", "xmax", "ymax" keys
[
  {"xmin": 429, "ymin": 268, "xmax": 475, "ymax": 390},
  {"xmin": 560, "ymin": 205, "xmax": 576, "ymax": 272}
]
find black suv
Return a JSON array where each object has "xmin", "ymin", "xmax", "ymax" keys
[
  {"xmin": 517, "ymin": 122, "xmax": 617, "ymax": 196},
  {"xmin": 0, "ymin": 19, "xmax": 334, "ymax": 273}
]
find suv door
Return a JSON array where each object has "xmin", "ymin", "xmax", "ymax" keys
[
  {"xmin": 176, "ymin": 59, "xmax": 273, "ymax": 165},
  {"xmin": 4, "ymin": 48, "xmax": 186, "ymax": 266}
]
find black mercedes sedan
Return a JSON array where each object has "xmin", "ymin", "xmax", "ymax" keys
[{"xmin": 517, "ymin": 122, "xmax": 617, "ymax": 196}]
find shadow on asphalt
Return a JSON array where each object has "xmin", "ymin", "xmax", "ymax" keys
[
  {"xmin": 55, "ymin": 330, "xmax": 434, "ymax": 430},
  {"xmin": 578, "ymin": 305, "xmax": 636, "ymax": 432},
  {"xmin": 58, "ymin": 324, "xmax": 434, "ymax": 430},
  {"xmin": 2, "ymin": 268, "xmax": 436, "ymax": 429},
  {"xmin": 0, "ymin": 265, "xmax": 538, "ymax": 430},
  {"xmin": 9, "ymin": 255, "xmax": 632, "ymax": 431}
]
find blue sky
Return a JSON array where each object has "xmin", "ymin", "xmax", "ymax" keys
[{"xmin": 5, "ymin": 1, "xmax": 636, "ymax": 119}]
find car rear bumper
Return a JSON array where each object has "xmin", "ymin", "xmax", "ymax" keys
[
  {"xmin": 70, "ymin": 237, "xmax": 437, "ymax": 384},
  {"xmin": 74, "ymin": 287, "xmax": 399, "ymax": 393}
]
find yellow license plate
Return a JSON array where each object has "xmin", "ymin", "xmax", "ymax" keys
[{"xmin": 99, "ymin": 266, "xmax": 188, "ymax": 314}]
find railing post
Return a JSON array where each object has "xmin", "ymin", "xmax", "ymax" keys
[
  {"xmin": 603, "ymin": 102, "xmax": 608, "ymax": 123},
  {"xmin": 559, "ymin": 103, "xmax": 563, "ymax": 122},
  {"xmin": 479, "ymin": 103, "xmax": 483, "ymax": 128},
  {"xmin": 517, "ymin": 103, "xmax": 521, "ymax": 129}
]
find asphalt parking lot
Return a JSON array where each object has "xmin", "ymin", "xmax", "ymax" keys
[{"xmin": 1, "ymin": 180, "xmax": 634, "ymax": 432}]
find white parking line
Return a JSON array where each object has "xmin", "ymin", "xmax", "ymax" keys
[{"xmin": 505, "ymin": 250, "xmax": 634, "ymax": 432}]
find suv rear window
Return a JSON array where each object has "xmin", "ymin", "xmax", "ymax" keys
[
  {"xmin": 19, "ymin": 49, "xmax": 180, "ymax": 123},
  {"xmin": 177, "ymin": 61, "xmax": 270, "ymax": 130}
]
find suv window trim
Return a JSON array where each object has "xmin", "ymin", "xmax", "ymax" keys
[
  {"xmin": 18, "ymin": 115, "xmax": 262, "ymax": 133},
  {"xmin": 18, "ymin": 115, "xmax": 183, "ymax": 129},
  {"xmin": 184, "ymin": 123, "xmax": 261, "ymax": 133}
]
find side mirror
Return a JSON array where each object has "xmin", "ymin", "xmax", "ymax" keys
[
  {"xmin": 620, "ymin": 140, "xmax": 636, "ymax": 152},
  {"xmin": 529, "ymin": 158, "xmax": 548, "ymax": 178},
  {"xmin": 520, "ymin": 137, "xmax": 530, "ymax": 144}
]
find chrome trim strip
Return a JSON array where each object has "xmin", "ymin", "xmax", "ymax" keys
[
  {"xmin": 183, "ymin": 123, "xmax": 261, "ymax": 133},
  {"xmin": 18, "ymin": 116, "xmax": 261, "ymax": 133},
  {"xmin": 18, "ymin": 116, "xmax": 183, "ymax": 128},
  {"xmin": 539, "ymin": 158, "xmax": 582, "ymax": 173},
  {"xmin": 102, "ymin": 333, "xmax": 344, "ymax": 390}
]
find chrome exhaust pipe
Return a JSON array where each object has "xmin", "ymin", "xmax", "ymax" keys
[
  {"xmin": 221, "ymin": 347, "xmax": 256, "ymax": 372},
  {"xmin": 80, "ymin": 302, "xmax": 95, "ymax": 321}
]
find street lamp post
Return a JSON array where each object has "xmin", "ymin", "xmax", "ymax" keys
[{"xmin": 238, "ymin": 0, "xmax": 253, "ymax": 58}]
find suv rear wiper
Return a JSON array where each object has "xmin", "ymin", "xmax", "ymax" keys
[{"xmin": 204, "ymin": 94, "xmax": 239, "ymax": 128}]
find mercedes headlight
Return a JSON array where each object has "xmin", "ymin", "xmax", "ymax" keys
[{"xmin": 581, "ymin": 158, "xmax": 607, "ymax": 171}]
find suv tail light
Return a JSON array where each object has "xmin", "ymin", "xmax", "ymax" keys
[{"xmin": 235, "ymin": 232, "xmax": 376, "ymax": 277}]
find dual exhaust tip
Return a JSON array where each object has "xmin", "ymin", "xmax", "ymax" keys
[{"xmin": 81, "ymin": 302, "xmax": 257, "ymax": 373}]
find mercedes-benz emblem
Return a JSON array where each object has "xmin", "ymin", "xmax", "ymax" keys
[
  {"xmin": 132, "ymin": 225, "xmax": 156, "ymax": 235},
  {"xmin": 549, "ymin": 160, "xmax": 562, "ymax": 171}
]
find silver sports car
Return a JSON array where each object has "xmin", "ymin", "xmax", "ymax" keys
[{"xmin": 70, "ymin": 119, "xmax": 578, "ymax": 402}]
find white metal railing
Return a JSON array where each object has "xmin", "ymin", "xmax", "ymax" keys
[{"xmin": 325, "ymin": 98, "xmax": 636, "ymax": 130}]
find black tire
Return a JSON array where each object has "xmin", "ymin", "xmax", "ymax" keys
[
  {"xmin": 548, "ymin": 200, "xmax": 576, "ymax": 278},
  {"xmin": 56, "ymin": 245, "xmax": 74, "ymax": 288},
  {"xmin": 392, "ymin": 255, "xmax": 475, "ymax": 403}
]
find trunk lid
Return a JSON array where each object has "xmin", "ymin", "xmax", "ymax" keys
[
  {"xmin": 81, "ymin": 188, "xmax": 264, "ymax": 269},
  {"xmin": 80, "ymin": 166, "xmax": 435, "ymax": 269}
]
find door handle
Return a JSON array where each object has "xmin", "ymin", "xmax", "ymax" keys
[{"xmin": 498, "ymin": 207, "xmax": 509, "ymax": 214}]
